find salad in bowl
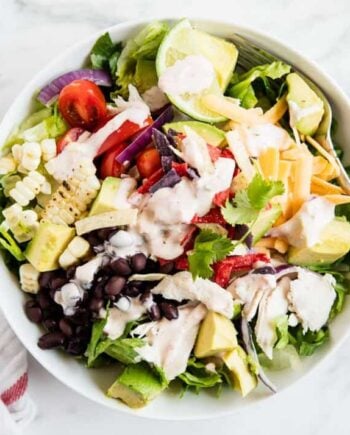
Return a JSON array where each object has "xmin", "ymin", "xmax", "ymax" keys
[{"xmin": 1, "ymin": 18, "xmax": 350, "ymax": 410}]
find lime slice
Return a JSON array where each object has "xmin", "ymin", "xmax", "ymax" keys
[{"xmin": 156, "ymin": 19, "xmax": 238, "ymax": 123}]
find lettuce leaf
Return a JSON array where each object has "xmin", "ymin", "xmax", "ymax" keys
[
  {"xmin": 288, "ymin": 325, "xmax": 329, "ymax": 357},
  {"xmin": 0, "ymin": 226, "xmax": 25, "ymax": 262},
  {"xmin": 178, "ymin": 358, "xmax": 224, "ymax": 394},
  {"xmin": 227, "ymin": 61, "xmax": 291, "ymax": 109},
  {"xmin": 116, "ymin": 21, "xmax": 169, "ymax": 97}
]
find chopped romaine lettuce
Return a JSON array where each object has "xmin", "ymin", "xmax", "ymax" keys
[
  {"xmin": 259, "ymin": 345, "xmax": 301, "ymax": 371},
  {"xmin": 288, "ymin": 325, "xmax": 329, "ymax": 357},
  {"xmin": 116, "ymin": 21, "xmax": 169, "ymax": 97},
  {"xmin": 274, "ymin": 315, "xmax": 290, "ymax": 350},
  {"xmin": 178, "ymin": 358, "xmax": 224, "ymax": 394},
  {"xmin": 227, "ymin": 61, "xmax": 291, "ymax": 109}
]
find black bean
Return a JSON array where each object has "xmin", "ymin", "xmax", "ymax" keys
[
  {"xmin": 123, "ymin": 284, "xmax": 140, "ymax": 297},
  {"xmin": 159, "ymin": 261, "xmax": 174, "ymax": 274},
  {"xmin": 130, "ymin": 280, "xmax": 144, "ymax": 289},
  {"xmin": 59, "ymin": 318, "xmax": 73, "ymax": 337},
  {"xmin": 39, "ymin": 271, "xmax": 56, "ymax": 289},
  {"xmin": 110, "ymin": 258, "xmax": 132, "ymax": 276},
  {"xmin": 43, "ymin": 318, "xmax": 58, "ymax": 332},
  {"xmin": 75, "ymin": 325, "xmax": 90, "ymax": 341},
  {"xmin": 89, "ymin": 298, "xmax": 103, "ymax": 312},
  {"xmin": 105, "ymin": 276, "xmax": 126, "ymax": 296},
  {"xmin": 25, "ymin": 305, "xmax": 43, "ymax": 323},
  {"xmin": 66, "ymin": 337, "xmax": 86, "ymax": 356},
  {"xmin": 149, "ymin": 304, "xmax": 161, "ymax": 321},
  {"xmin": 69, "ymin": 308, "xmax": 90, "ymax": 325},
  {"xmin": 37, "ymin": 291, "xmax": 51, "ymax": 310},
  {"xmin": 140, "ymin": 291, "xmax": 151, "ymax": 304},
  {"xmin": 160, "ymin": 302, "xmax": 179, "ymax": 320},
  {"xmin": 93, "ymin": 285, "xmax": 104, "ymax": 299},
  {"xmin": 146, "ymin": 258, "xmax": 158, "ymax": 273},
  {"xmin": 49, "ymin": 276, "xmax": 67, "ymax": 291},
  {"xmin": 130, "ymin": 253, "xmax": 147, "ymax": 273},
  {"xmin": 42, "ymin": 303, "xmax": 63, "ymax": 319},
  {"xmin": 38, "ymin": 332, "xmax": 65, "ymax": 349},
  {"xmin": 97, "ymin": 227, "xmax": 117, "ymax": 240},
  {"xmin": 84, "ymin": 231, "xmax": 101, "ymax": 247},
  {"xmin": 25, "ymin": 299, "xmax": 36, "ymax": 309},
  {"xmin": 66, "ymin": 266, "xmax": 77, "ymax": 280}
]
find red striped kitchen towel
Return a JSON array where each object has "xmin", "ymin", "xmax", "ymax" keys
[{"xmin": 0, "ymin": 309, "xmax": 35, "ymax": 434}]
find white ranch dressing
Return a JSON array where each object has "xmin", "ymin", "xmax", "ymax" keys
[
  {"xmin": 136, "ymin": 157, "xmax": 235, "ymax": 259},
  {"xmin": 288, "ymin": 100, "xmax": 324, "ymax": 129},
  {"xmin": 107, "ymin": 229, "xmax": 148, "ymax": 258},
  {"xmin": 228, "ymin": 123, "xmax": 294, "ymax": 157},
  {"xmin": 54, "ymin": 282, "xmax": 84, "ymax": 316},
  {"xmin": 158, "ymin": 55, "xmax": 215, "ymax": 96},
  {"xmin": 142, "ymin": 86, "xmax": 169, "ymax": 112},
  {"xmin": 269, "ymin": 196, "xmax": 335, "ymax": 248},
  {"xmin": 112, "ymin": 177, "xmax": 137, "ymax": 209},
  {"xmin": 103, "ymin": 297, "xmax": 147, "ymax": 340},
  {"xmin": 45, "ymin": 85, "xmax": 150, "ymax": 181}
]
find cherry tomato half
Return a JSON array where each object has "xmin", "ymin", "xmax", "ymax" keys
[
  {"xmin": 136, "ymin": 148, "xmax": 161, "ymax": 179},
  {"xmin": 99, "ymin": 142, "xmax": 127, "ymax": 179},
  {"xmin": 56, "ymin": 127, "xmax": 85, "ymax": 154},
  {"xmin": 58, "ymin": 80, "xmax": 107, "ymax": 130}
]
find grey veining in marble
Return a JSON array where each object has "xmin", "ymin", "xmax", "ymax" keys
[{"xmin": 0, "ymin": 0, "xmax": 350, "ymax": 434}]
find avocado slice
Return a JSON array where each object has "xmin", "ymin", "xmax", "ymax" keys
[
  {"xmin": 286, "ymin": 73, "xmax": 324, "ymax": 136},
  {"xmin": 163, "ymin": 121, "xmax": 226, "ymax": 147},
  {"xmin": 89, "ymin": 177, "xmax": 121, "ymax": 216},
  {"xmin": 25, "ymin": 223, "xmax": 75, "ymax": 272},
  {"xmin": 252, "ymin": 204, "xmax": 282, "ymax": 244},
  {"xmin": 289, "ymin": 219, "xmax": 350, "ymax": 266},
  {"xmin": 194, "ymin": 311, "xmax": 237, "ymax": 358},
  {"xmin": 107, "ymin": 362, "xmax": 166, "ymax": 408},
  {"xmin": 134, "ymin": 59, "xmax": 158, "ymax": 94},
  {"xmin": 222, "ymin": 346, "xmax": 257, "ymax": 397}
]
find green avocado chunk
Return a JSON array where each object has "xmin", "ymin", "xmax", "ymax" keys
[
  {"xmin": 286, "ymin": 73, "xmax": 324, "ymax": 136},
  {"xmin": 163, "ymin": 121, "xmax": 226, "ymax": 147},
  {"xmin": 25, "ymin": 223, "xmax": 75, "ymax": 272},
  {"xmin": 107, "ymin": 363, "xmax": 165, "ymax": 408},
  {"xmin": 89, "ymin": 177, "xmax": 121, "ymax": 216},
  {"xmin": 194, "ymin": 311, "xmax": 237, "ymax": 358},
  {"xmin": 288, "ymin": 219, "xmax": 350, "ymax": 266},
  {"xmin": 251, "ymin": 204, "xmax": 282, "ymax": 244},
  {"xmin": 222, "ymin": 346, "xmax": 257, "ymax": 397}
]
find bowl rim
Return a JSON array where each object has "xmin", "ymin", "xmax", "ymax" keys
[{"xmin": 1, "ymin": 16, "xmax": 350, "ymax": 421}]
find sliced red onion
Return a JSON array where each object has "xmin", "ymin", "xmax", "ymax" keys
[
  {"xmin": 241, "ymin": 317, "xmax": 277, "ymax": 394},
  {"xmin": 161, "ymin": 155, "xmax": 173, "ymax": 172},
  {"xmin": 116, "ymin": 105, "xmax": 174, "ymax": 165},
  {"xmin": 252, "ymin": 266, "xmax": 276, "ymax": 275},
  {"xmin": 149, "ymin": 169, "xmax": 181, "ymax": 193},
  {"xmin": 37, "ymin": 69, "xmax": 112, "ymax": 106},
  {"xmin": 274, "ymin": 265, "xmax": 299, "ymax": 281},
  {"xmin": 186, "ymin": 167, "xmax": 199, "ymax": 180}
]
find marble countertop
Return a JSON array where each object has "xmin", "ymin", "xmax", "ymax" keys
[{"xmin": 1, "ymin": 0, "xmax": 350, "ymax": 434}]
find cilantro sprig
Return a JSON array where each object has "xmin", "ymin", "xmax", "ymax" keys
[
  {"xmin": 188, "ymin": 230, "xmax": 234, "ymax": 279},
  {"xmin": 221, "ymin": 173, "xmax": 284, "ymax": 226}
]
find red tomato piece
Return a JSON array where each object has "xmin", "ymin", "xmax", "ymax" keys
[
  {"xmin": 58, "ymin": 79, "xmax": 107, "ymax": 130},
  {"xmin": 99, "ymin": 142, "xmax": 127, "ymax": 179},
  {"xmin": 56, "ymin": 127, "xmax": 85, "ymax": 154},
  {"xmin": 221, "ymin": 148, "xmax": 234, "ymax": 159},
  {"xmin": 136, "ymin": 147, "xmax": 162, "ymax": 179},
  {"xmin": 175, "ymin": 255, "xmax": 189, "ymax": 271},
  {"xmin": 207, "ymin": 144, "xmax": 222, "ymax": 162},
  {"xmin": 96, "ymin": 117, "xmax": 153, "ymax": 157}
]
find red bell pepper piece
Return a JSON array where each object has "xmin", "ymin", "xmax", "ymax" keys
[
  {"xmin": 137, "ymin": 168, "xmax": 164, "ymax": 194},
  {"xmin": 96, "ymin": 117, "xmax": 152, "ymax": 157},
  {"xmin": 221, "ymin": 148, "xmax": 234, "ymax": 159},
  {"xmin": 171, "ymin": 162, "xmax": 188, "ymax": 177},
  {"xmin": 207, "ymin": 144, "xmax": 222, "ymax": 162},
  {"xmin": 213, "ymin": 188, "xmax": 232, "ymax": 207},
  {"xmin": 175, "ymin": 255, "xmax": 189, "ymax": 270},
  {"xmin": 213, "ymin": 253, "xmax": 269, "ymax": 287},
  {"xmin": 191, "ymin": 207, "xmax": 227, "ymax": 226}
]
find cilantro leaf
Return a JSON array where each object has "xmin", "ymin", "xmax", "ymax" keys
[
  {"xmin": 221, "ymin": 193, "xmax": 258, "ymax": 225},
  {"xmin": 188, "ymin": 230, "xmax": 234, "ymax": 279},
  {"xmin": 247, "ymin": 173, "xmax": 284, "ymax": 210}
]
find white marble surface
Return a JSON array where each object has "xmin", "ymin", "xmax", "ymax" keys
[{"xmin": 1, "ymin": 0, "xmax": 350, "ymax": 434}]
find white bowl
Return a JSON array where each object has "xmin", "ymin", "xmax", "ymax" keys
[{"xmin": 1, "ymin": 18, "xmax": 350, "ymax": 421}]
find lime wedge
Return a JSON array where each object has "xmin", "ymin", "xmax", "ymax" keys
[{"xmin": 156, "ymin": 19, "xmax": 238, "ymax": 123}]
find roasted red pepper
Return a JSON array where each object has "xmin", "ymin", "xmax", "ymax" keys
[
  {"xmin": 191, "ymin": 207, "xmax": 227, "ymax": 226},
  {"xmin": 213, "ymin": 188, "xmax": 231, "ymax": 207},
  {"xmin": 175, "ymin": 255, "xmax": 189, "ymax": 270},
  {"xmin": 207, "ymin": 144, "xmax": 222, "ymax": 162},
  {"xmin": 137, "ymin": 168, "xmax": 164, "ymax": 194},
  {"xmin": 171, "ymin": 162, "xmax": 188, "ymax": 177},
  {"xmin": 213, "ymin": 253, "xmax": 269, "ymax": 287},
  {"xmin": 221, "ymin": 148, "xmax": 234, "ymax": 159}
]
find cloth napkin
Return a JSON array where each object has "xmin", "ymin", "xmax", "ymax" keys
[{"xmin": 0, "ymin": 309, "xmax": 36, "ymax": 434}]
